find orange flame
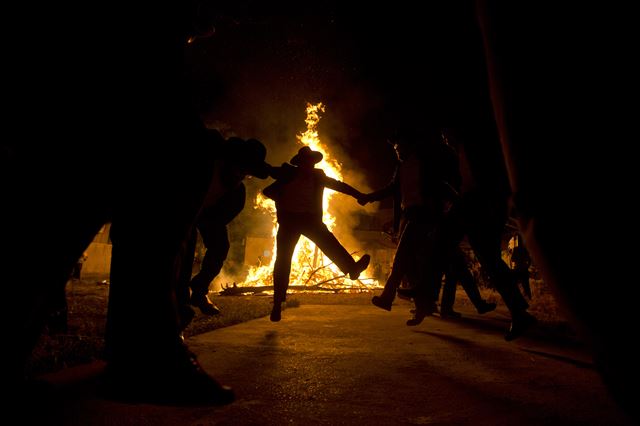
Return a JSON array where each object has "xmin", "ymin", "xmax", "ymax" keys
[{"xmin": 242, "ymin": 103, "xmax": 378, "ymax": 292}]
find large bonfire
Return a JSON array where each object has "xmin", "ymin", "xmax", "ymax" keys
[{"xmin": 235, "ymin": 103, "xmax": 378, "ymax": 294}]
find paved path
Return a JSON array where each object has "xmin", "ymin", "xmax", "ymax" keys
[{"xmin": 44, "ymin": 301, "xmax": 633, "ymax": 425}]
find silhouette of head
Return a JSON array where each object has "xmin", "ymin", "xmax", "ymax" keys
[
  {"xmin": 226, "ymin": 137, "xmax": 270, "ymax": 179},
  {"xmin": 387, "ymin": 126, "xmax": 440, "ymax": 161},
  {"xmin": 290, "ymin": 146, "xmax": 323, "ymax": 167},
  {"xmin": 387, "ymin": 135, "xmax": 418, "ymax": 161}
]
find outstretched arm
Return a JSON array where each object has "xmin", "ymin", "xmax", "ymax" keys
[
  {"xmin": 268, "ymin": 163, "xmax": 296, "ymax": 180},
  {"xmin": 358, "ymin": 167, "xmax": 399, "ymax": 205},
  {"xmin": 324, "ymin": 176, "xmax": 363, "ymax": 199},
  {"xmin": 362, "ymin": 182, "xmax": 396, "ymax": 203}
]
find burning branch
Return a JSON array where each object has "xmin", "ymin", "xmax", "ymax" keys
[{"xmin": 219, "ymin": 282, "xmax": 372, "ymax": 296}]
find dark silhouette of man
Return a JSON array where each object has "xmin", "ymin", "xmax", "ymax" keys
[
  {"xmin": 476, "ymin": 2, "xmax": 637, "ymax": 419},
  {"xmin": 364, "ymin": 129, "xmax": 454, "ymax": 325},
  {"xmin": 263, "ymin": 146, "xmax": 370, "ymax": 322},
  {"xmin": 451, "ymin": 130, "xmax": 536, "ymax": 341},
  {"xmin": 5, "ymin": 1, "xmax": 237, "ymax": 408},
  {"xmin": 510, "ymin": 235, "xmax": 532, "ymax": 299},
  {"xmin": 431, "ymin": 129, "xmax": 497, "ymax": 318},
  {"xmin": 177, "ymin": 135, "xmax": 271, "ymax": 330},
  {"xmin": 179, "ymin": 183, "xmax": 245, "ymax": 322},
  {"xmin": 387, "ymin": 129, "xmax": 499, "ymax": 320},
  {"xmin": 437, "ymin": 209, "xmax": 498, "ymax": 318}
]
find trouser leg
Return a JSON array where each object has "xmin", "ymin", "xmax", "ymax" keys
[
  {"xmin": 273, "ymin": 223, "xmax": 301, "ymax": 303},
  {"xmin": 190, "ymin": 226, "xmax": 229, "ymax": 296},
  {"xmin": 303, "ymin": 222, "xmax": 355, "ymax": 275}
]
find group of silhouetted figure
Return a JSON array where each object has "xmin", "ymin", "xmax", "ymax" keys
[
  {"xmin": 4, "ymin": 1, "xmax": 636, "ymax": 423},
  {"xmin": 260, "ymin": 129, "xmax": 535, "ymax": 341},
  {"xmin": 365, "ymin": 128, "xmax": 535, "ymax": 336}
]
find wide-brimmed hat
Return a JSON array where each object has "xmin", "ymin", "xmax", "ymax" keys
[
  {"xmin": 226, "ymin": 137, "xmax": 271, "ymax": 179},
  {"xmin": 290, "ymin": 146, "xmax": 323, "ymax": 166}
]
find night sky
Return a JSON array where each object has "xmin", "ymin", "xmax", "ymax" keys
[{"xmin": 184, "ymin": 1, "xmax": 497, "ymax": 190}]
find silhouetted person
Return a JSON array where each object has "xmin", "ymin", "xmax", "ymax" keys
[
  {"xmin": 71, "ymin": 252, "xmax": 88, "ymax": 280},
  {"xmin": 177, "ymin": 134, "xmax": 270, "ymax": 330},
  {"xmin": 510, "ymin": 235, "xmax": 532, "ymax": 299},
  {"xmin": 475, "ymin": 5, "xmax": 637, "ymax": 418},
  {"xmin": 5, "ymin": 2, "xmax": 237, "ymax": 409},
  {"xmin": 364, "ymin": 129, "xmax": 454, "ymax": 326},
  {"xmin": 436, "ymin": 204, "xmax": 497, "ymax": 320},
  {"xmin": 439, "ymin": 245, "xmax": 497, "ymax": 318},
  {"xmin": 449, "ymin": 129, "xmax": 536, "ymax": 341},
  {"xmin": 263, "ymin": 146, "xmax": 370, "ymax": 322},
  {"xmin": 178, "ymin": 184, "xmax": 244, "ymax": 325},
  {"xmin": 430, "ymin": 129, "xmax": 496, "ymax": 318}
]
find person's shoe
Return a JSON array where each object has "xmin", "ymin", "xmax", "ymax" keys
[
  {"xmin": 349, "ymin": 254, "xmax": 371, "ymax": 280},
  {"xmin": 396, "ymin": 289, "xmax": 413, "ymax": 301},
  {"xmin": 477, "ymin": 301, "xmax": 497, "ymax": 315},
  {"xmin": 397, "ymin": 286, "xmax": 416, "ymax": 299},
  {"xmin": 371, "ymin": 295, "xmax": 393, "ymax": 311},
  {"xmin": 190, "ymin": 292, "xmax": 221, "ymax": 316},
  {"xmin": 410, "ymin": 302, "xmax": 438, "ymax": 315},
  {"xmin": 100, "ymin": 346, "xmax": 235, "ymax": 406},
  {"xmin": 270, "ymin": 302, "xmax": 282, "ymax": 322},
  {"xmin": 505, "ymin": 312, "xmax": 537, "ymax": 341},
  {"xmin": 406, "ymin": 309, "xmax": 429, "ymax": 326},
  {"xmin": 440, "ymin": 309, "xmax": 462, "ymax": 319}
]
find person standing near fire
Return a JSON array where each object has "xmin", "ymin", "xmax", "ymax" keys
[
  {"xmin": 510, "ymin": 234, "xmax": 532, "ymax": 299},
  {"xmin": 360, "ymin": 126, "xmax": 454, "ymax": 326},
  {"xmin": 176, "ymin": 132, "xmax": 272, "ymax": 331},
  {"xmin": 430, "ymin": 128, "xmax": 497, "ymax": 318},
  {"xmin": 176, "ymin": 182, "xmax": 246, "ymax": 329},
  {"xmin": 263, "ymin": 146, "xmax": 371, "ymax": 322}
]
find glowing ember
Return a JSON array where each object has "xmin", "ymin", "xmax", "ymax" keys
[{"xmin": 241, "ymin": 102, "xmax": 378, "ymax": 292}]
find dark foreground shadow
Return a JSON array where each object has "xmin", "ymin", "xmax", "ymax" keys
[
  {"xmin": 416, "ymin": 329, "xmax": 595, "ymax": 370},
  {"xmin": 411, "ymin": 309, "xmax": 585, "ymax": 349}
]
